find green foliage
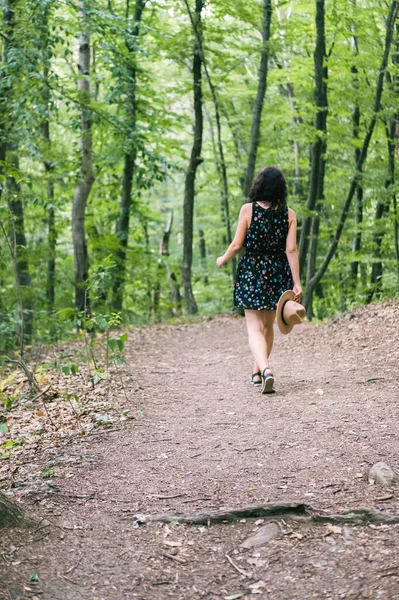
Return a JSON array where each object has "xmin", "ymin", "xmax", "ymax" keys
[{"xmin": 0, "ymin": 0, "xmax": 398, "ymax": 347}]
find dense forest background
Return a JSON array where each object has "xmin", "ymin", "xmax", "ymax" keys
[{"xmin": 1, "ymin": 0, "xmax": 398, "ymax": 351}]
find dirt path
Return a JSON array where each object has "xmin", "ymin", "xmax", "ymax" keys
[{"xmin": 1, "ymin": 302, "xmax": 399, "ymax": 600}]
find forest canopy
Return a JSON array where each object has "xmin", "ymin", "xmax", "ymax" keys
[{"xmin": 0, "ymin": 0, "xmax": 398, "ymax": 350}]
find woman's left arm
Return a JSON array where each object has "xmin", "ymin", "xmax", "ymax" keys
[{"xmin": 216, "ymin": 204, "xmax": 251, "ymax": 268}]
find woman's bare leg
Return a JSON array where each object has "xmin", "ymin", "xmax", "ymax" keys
[{"xmin": 251, "ymin": 310, "xmax": 276, "ymax": 373}]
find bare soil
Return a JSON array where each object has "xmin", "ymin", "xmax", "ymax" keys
[{"xmin": 1, "ymin": 301, "xmax": 399, "ymax": 600}]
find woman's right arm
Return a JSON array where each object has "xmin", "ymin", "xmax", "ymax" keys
[
  {"xmin": 286, "ymin": 208, "xmax": 303, "ymax": 301},
  {"xmin": 216, "ymin": 203, "xmax": 251, "ymax": 267}
]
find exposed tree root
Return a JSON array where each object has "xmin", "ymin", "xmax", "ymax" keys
[{"xmin": 134, "ymin": 501, "xmax": 399, "ymax": 527}]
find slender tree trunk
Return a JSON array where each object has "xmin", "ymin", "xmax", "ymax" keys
[
  {"xmin": 392, "ymin": 23, "xmax": 399, "ymax": 281},
  {"xmin": 242, "ymin": 0, "xmax": 272, "ymax": 198},
  {"xmin": 154, "ymin": 212, "xmax": 181, "ymax": 318},
  {"xmin": 275, "ymin": 4, "xmax": 303, "ymax": 200},
  {"xmin": 303, "ymin": 0, "xmax": 399, "ymax": 307},
  {"xmin": 112, "ymin": 0, "xmax": 146, "ymax": 311},
  {"xmin": 349, "ymin": 3, "xmax": 363, "ymax": 289},
  {"xmin": 183, "ymin": 0, "xmax": 236, "ymax": 280},
  {"xmin": 206, "ymin": 110, "xmax": 236, "ymax": 278},
  {"xmin": 349, "ymin": 105, "xmax": 363, "ymax": 286},
  {"xmin": 7, "ymin": 155, "xmax": 34, "ymax": 343},
  {"xmin": 72, "ymin": 0, "xmax": 94, "ymax": 313},
  {"xmin": 41, "ymin": 7, "xmax": 56, "ymax": 313},
  {"xmin": 368, "ymin": 120, "xmax": 396, "ymax": 301},
  {"xmin": 181, "ymin": 0, "xmax": 204, "ymax": 315},
  {"xmin": 198, "ymin": 229, "xmax": 208, "ymax": 286},
  {"xmin": 1, "ymin": 0, "xmax": 33, "ymax": 343},
  {"xmin": 298, "ymin": 0, "xmax": 328, "ymax": 278}
]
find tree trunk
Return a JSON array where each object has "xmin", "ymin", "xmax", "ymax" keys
[
  {"xmin": 198, "ymin": 229, "xmax": 209, "ymax": 286},
  {"xmin": 41, "ymin": 7, "xmax": 56, "ymax": 313},
  {"xmin": 368, "ymin": 121, "xmax": 396, "ymax": 301},
  {"xmin": 72, "ymin": 0, "xmax": 94, "ymax": 313},
  {"xmin": 1, "ymin": 0, "xmax": 33, "ymax": 344},
  {"xmin": 183, "ymin": 0, "xmax": 236, "ymax": 281},
  {"xmin": 242, "ymin": 0, "xmax": 272, "ymax": 198},
  {"xmin": 303, "ymin": 0, "xmax": 399, "ymax": 307},
  {"xmin": 275, "ymin": 4, "xmax": 303, "ymax": 201},
  {"xmin": 298, "ymin": 0, "xmax": 328, "ymax": 277},
  {"xmin": 392, "ymin": 23, "xmax": 399, "ymax": 282},
  {"xmin": 181, "ymin": 0, "xmax": 204, "ymax": 315},
  {"xmin": 0, "ymin": 491, "xmax": 29, "ymax": 529},
  {"xmin": 7, "ymin": 155, "xmax": 34, "ymax": 343},
  {"xmin": 154, "ymin": 212, "xmax": 181, "ymax": 318},
  {"xmin": 349, "ymin": 3, "xmax": 363, "ymax": 288},
  {"xmin": 112, "ymin": 0, "xmax": 146, "ymax": 311}
]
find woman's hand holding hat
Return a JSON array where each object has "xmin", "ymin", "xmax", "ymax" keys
[{"xmin": 293, "ymin": 282, "xmax": 303, "ymax": 302}]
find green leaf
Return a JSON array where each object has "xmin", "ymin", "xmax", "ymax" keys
[
  {"xmin": 108, "ymin": 338, "xmax": 117, "ymax": 351},
  {"xmin": 0, "ymin": 423, "xmax": 8, "ymax": 435}
]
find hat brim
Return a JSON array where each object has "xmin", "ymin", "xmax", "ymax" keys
[{"xmin": 276, "ymin": 290, "xmax": 296, "ymax": 335}]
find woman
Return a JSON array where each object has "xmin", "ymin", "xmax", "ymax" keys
[{"xmin": 216, "ymin": 166, "xmax": 302, "ymax": 393}]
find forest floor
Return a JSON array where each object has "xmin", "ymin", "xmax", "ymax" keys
[{"xmin": 1, "ymin": 300, "xmax": 399, "ymax": 600}]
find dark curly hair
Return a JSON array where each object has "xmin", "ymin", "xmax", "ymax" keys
[{"xmin": 247, "ymin": 166, "xmax": 287, "ymax": 209}]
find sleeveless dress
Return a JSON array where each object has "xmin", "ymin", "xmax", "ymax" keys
[{"xmin": 234, "ymin": 202, "xmax": 293, "ymax": 310}]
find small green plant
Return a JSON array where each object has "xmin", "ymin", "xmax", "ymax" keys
[
  {"xmin": 41, "ymin": 467, "xmax": 54, "ymax": 478},
  {"xmin": 61, "ymin": 364, "xmax": 79, "ymax": 376}
]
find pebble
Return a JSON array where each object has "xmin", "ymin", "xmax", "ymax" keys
[{"xmin": 368, "ymin": 462, "xmax": 399, "ymax": 486}]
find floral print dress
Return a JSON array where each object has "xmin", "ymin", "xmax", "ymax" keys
[{"xmin": 234, "ymin": 202, "xmax": 293, "ymax": 310}]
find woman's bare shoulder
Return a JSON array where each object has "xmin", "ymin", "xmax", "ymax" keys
[
  {"xmin": 288, "ymin": 207, "xmax": 297, "ymax": 221},
  {"xmin": 240, "ymin": 202, "xmax": 252, "ymax": 216}
]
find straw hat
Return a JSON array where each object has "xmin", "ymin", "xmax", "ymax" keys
[{"xmin": 276, "ymin": 290, "xmax": 306, "ymax": 335}]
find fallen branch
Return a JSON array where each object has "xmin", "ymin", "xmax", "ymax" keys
[{"xmin": 133, "ymin": 501, "xmax": 399, "ymax": 527}]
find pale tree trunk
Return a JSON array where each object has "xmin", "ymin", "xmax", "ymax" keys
[
  {"xmin": 298, "ymin": 0, "xmax": 328, "ymax": 291},
  {"xmin": 242, "ymin": 0, "xmax": 272, "ymax": 198},
  {"xmin": 181, "ymin": 0, "xmax": 204, "ymax": 315},
  {"xmin": 72, "ymin": 0, "xmax": 94, "ymax": 313},
  {"xmin": 112, "ymin": 0, "xmax": 146, "ymax": 311},
  {"xmin": 303, "ymin": 0, "xmax": 399, "ymax": 307}
]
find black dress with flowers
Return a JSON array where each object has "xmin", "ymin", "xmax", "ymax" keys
[{"xmin": 234, "ymin": 202, "xmax": 293, "ymax": 310}]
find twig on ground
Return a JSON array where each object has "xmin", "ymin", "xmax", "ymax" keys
[
  {"xmin": 61, "ymin": 574, "xmax": 80, "ymax": 585},
  {"xmin": 155, "ymin": 494, "xmax": 185, "ymax": 500},
  {"xmin": 225, "ymin": 552, "xmax": 252, "ymax": 578},
  {"xmin": 64, "ymin": 553, "xmax": 83, "ymax": 575},
  {"xmin": 32, "ymin": 385, "xmax": 51, "ymax": 402},
  {"xmin": 181, "ymin": 497, "xmax": 212, "ymax": 504},
  {"xmin": 163, "ymin": 552, "xmax": 186, "ymax": 564}
]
